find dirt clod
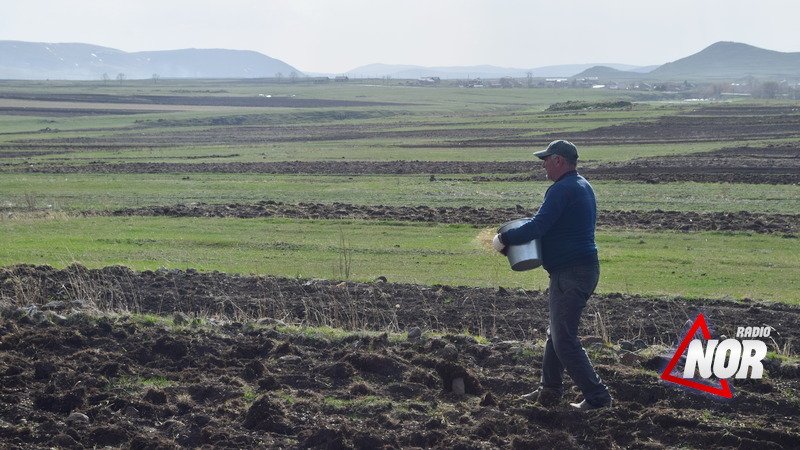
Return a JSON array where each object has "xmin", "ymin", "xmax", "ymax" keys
[{"xmin": 242, "ymin": 395, "xmax": 292, "ymax": 434}]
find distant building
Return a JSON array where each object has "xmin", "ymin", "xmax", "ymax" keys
[
  {"xmin": 417, "ymin": 76, "xmax": 441, "ymax": 85},
  {"xmin": 462, "ymin": 78, "xmax": 485, "ymax": 88},
  {"xmin": 544, "ymin": 78, "xmax": 568, "ymax": 87},
  {"xmin": 334, "ymin": 76, "xmax": 349, "ymax": 82}
]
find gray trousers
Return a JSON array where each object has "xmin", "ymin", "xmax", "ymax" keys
[{"xmin": 541, "ymin": 263, "xmax": 612, "ymax": 406}]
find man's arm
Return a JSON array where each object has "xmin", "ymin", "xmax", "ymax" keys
[{"xmin": 500, "ymin": 185, "xmax": 569, "ymax": 246}]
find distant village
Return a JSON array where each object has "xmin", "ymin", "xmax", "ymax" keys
[{"xmin": 297, "ymin": 74, "xmax": 799, "ymax": 100}]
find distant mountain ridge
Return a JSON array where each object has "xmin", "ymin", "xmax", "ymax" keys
[
  {"xmin": 3, "ymin": 40, "xmax": 799, "ymax": 81},
  {"xmin": 0, "ymin": 41, "xmax": 302, "ymax": 80},
  {"xmin": 574, "ymin": 42, "xmax": 800, "ymax": 81},
  {"xmin": 351, "ymin": 42, "xmax": 800, "ymax": 81}
]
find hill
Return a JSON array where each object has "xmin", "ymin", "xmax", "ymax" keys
[
  {"xmin": 573, "ymin": 42, "xmax": 800, "ymax": 81},
  {"xmin": 346, "ymin": 63, "xmax": 650, "ymax": 79},
  {"xmin": 648, "ymin": 41, "xmax": 800, "ymax": 80},
  {"xmin": 0, "ymin": 41, "xmax": 302, "ymax": 80},
  {"xmin": 573, "ymin": 65, "xmax": 644, "ymax": 80}
]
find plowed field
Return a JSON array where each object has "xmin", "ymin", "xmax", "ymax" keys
[{"xmin": 1, "ymin": 265, "xmax": 799, "ymax": 449}]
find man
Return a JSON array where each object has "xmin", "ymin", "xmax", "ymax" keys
[{"xmin": 492, "ymin": 140, "xmax": 612, "ymax": 410}]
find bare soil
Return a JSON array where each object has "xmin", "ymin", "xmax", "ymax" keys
[
  {"xmin": 478, "ymin": 144, "xmax": 800, "ymax": 185},
  {"xmin": 1, "ymin": 265, "xmax": 799, "ymax": 449},
  {"xmin": 0, "ymin": 107, "xmax": 163, "ymax": 117},
  {"xmin": 579, "ymin": 144, "xmax": 800, "ymax": 184},
  {"xmin": 108, "ymin": 201, "xmax": 800, "ymax": 235},
  {"xmin": 444, "ymin": 105, "xmax": 800, "ymax": 148},
  {"xmin": 576, "ymin": 111, "xmax": 800, "ymax": 144}
]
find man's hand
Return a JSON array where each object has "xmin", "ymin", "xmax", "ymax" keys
[{"xmin": 492, "ymin": 234, "xmax": 506, "ymax": 253}]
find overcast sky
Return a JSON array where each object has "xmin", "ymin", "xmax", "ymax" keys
[{"xmin": 3, "ymin": 0, "xmax": 799, "ymax": 73}]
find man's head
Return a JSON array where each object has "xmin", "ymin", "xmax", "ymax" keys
[{"xmin": 534, "ymin": 140, "xmax": 578, "ymax": 181}]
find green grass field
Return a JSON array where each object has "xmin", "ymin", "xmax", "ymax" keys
[
  {"xmin": 2, "ymin": 173, "xmax": 798, "ymax": 214},
  {"xmin": 0, "ymin": 138, "xmax": 766, "ymax": 165},
  {"xmin": 1, "ymin": 216, "xmax": 798, "ymax": 302}
]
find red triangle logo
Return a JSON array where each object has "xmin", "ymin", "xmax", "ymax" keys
[{"xmin": 660, "ymin": 313, "xmax": 733, "ymax": 399}]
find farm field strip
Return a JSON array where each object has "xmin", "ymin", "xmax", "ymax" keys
[
  {"xmin": 2, "ymin": 216, "xmax": 799, "ymax": 302},
  {"xmin": 101, "ymin": 201, "xmax": 799, "ymax": 234},
  {"xmin": 1, "ymin": 140, "xmax": 760, "ymax": 165},
  {"xmin": 5, "ymin": 141, "xmax": 799, "ymax": 184},
  {"xmin": 0, "ymin": 97, "xmax": 222, "ymax": 112},
  {"xmin": 7, "ymin": 158, "xmax": 800, "ymax": 184},
  {"xmin": 0, "ymin": 80, "xmax": 641, "ymax": 106},
  {"xmin": 0, "ymin": 114, "xmax": 631, "ymax": 148},
  {"xmin": 2, "ymin": 173, "xmax": 798, "ymax": 214}
]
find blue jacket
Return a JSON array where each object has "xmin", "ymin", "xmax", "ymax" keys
[{"xmin": 500, "ymin": 170, "xmax": 598, "ymax": 272}]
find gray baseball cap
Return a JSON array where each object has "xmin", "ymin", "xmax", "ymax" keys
[{"xmin": 534, "ymin": 140, "xmax": 578, "ymax": 162}]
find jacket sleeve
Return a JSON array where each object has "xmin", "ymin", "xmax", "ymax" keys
[{"xmin": 500, "ymin": 184, "xmax": 569, "ymax": 246}]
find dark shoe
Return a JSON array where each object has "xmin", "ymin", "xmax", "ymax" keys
[
  {"xmin": 520, "ymin": 388, "xmax": 562, "ymax": 407},
  {"xmin": 570, "ymin": 398, "xmax": 613, "ymax": 411}
]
